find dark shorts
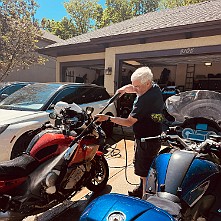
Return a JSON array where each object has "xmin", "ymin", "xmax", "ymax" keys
[{"xmin": 134, "ymin": 139, "xmax": 161, "ymax": 177}]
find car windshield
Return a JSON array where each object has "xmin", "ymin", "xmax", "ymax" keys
[{"xmin": 0, "ymin": 83, "xmax": 61, "ymax": 111}]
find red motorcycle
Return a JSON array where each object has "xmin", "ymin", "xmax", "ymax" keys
[{"xmin": 0, "ymin": 94, "xmax": 120, "ymax": 220}]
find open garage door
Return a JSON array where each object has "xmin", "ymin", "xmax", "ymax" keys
[
  {"xmin": 60, "ymin": 59, "xmax": 105, "ymax": 86},
  {"xmin": 116, "ymin": 45, "xmax": 221, "ymax": 93}
]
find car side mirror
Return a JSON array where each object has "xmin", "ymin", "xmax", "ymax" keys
[{"xmin": 0, "ymin": 94, "xmax": 8, "ymax": 100}]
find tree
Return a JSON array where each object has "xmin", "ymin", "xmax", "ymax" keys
[
  {"xmin": 64, "ymin": 0, "xmax": 100, "ymax": 35},
  {"xmin": 0, "ymin": 0, "xmax": 45, "ymax": 81},
  {"xmin": 159, "ymin": 0, "xmax": 207, "ymax": 9},
  {"xmin": 96, "ymin": 0, "xmax": 160, "ymax": 28},
  {"xmin": 41, "ymin": 17, "xmax": 77, "ymax": 40},
  {"xmin": 101, "ymin": 0, "xmax": 133, "ymax": 26},
  {"xmin": 131, "ymin": 0, "xmax": 160, "ymax": 15}
]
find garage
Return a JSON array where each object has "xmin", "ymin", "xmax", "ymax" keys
[{"xmin": 115, "ymin": 45, "xmax": 221, "ymax": 91}]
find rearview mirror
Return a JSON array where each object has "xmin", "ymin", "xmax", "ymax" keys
[
  {"xmin": 49, "ymin": 112, "xmax": 57, "ymax": 119},
  {"xmin": 86, "ymin": 107, "xmax": 94, "ymax": 115}
]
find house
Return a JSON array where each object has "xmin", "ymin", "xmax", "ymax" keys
[
  {"xmin": 38, "ymin": 0, "xmax": 221, "ymax": 95},
  {"xmin": 4, "ymin": 30, "xmax": 64, "ymax": 83}
]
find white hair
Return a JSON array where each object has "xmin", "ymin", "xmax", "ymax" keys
[{"xmin": 131, "ymin": 66, "xmax": 153, "ymax": 84}]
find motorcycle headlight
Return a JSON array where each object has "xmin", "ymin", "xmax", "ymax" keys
[
  {"xmin": 0, "ymin": 124, "xmax": 9, "ymax": 134},
  {"xmin": 108, "ymin": 212, "xmax": 126, "ymax": 221}
]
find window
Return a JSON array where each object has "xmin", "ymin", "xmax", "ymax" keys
[
  {"xmin": 51, "ymin": 86, "xmax": 110, "ymax": 106},
  {"xmin": 1, "ymin": 84, "xmax": 25, "ymax": 96}
]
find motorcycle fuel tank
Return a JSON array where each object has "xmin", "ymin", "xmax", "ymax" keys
[
  {"xmin": 80, "ymin": 193, "xmax": 176, "ymax": 221},
  {"xmin": 146, "ymin": 150, "xmax": 219, "ymax": 207}
]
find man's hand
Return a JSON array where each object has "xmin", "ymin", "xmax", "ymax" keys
[
  {"xmin": 117, "ymin": 84, "xmax": 135, "ymax": 94},
  {"xmin": 95, "ymin": 114, "xmax": 109, "ymax": 122}
]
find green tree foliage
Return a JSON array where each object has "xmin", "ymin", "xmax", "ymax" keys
[
  {"xmin": 100, "ymin": 0, "xmax": 133, "ymax": 26},
  {"xmin": 159, "ymin": 0, "xmax": 207, "ymax": 9},
  {"xmin": 131, "ymin": 0, "xmax": 160, "ymax": 15},
  {"xmin": 0, "ymin": 0, "xmax": 45, "ymax": 81},
  {"xmin": 64, "ymin": 0, "xmax": 100, "ymax": 35},
  {"xmin": 41, "ymin": 17, "xmax": 77, "ymax": 40},
  {"xmin": 97, "ymin": 0, "xmax": 160, "ymax": 28},
  {"xmin": 92, "ymin": 4, "xmax": 104, "ymax": 30}
]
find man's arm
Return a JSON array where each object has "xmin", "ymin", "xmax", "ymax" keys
[
  {"xmin": 117, "ymin": 84, "xmax": 136, "ymax": 94},
  {"xmin": 96, "ymin": 114, "xmax": 137, "ymax": 127}
]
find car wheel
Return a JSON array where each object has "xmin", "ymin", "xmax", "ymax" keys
[{"xmin": 10, "ymin": 133, "xmax": 34, "ymax": 159}]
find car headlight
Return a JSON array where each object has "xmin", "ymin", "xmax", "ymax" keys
[
  {"xmin": 108, "ymin": 212, "xmax": 126, "ymax": 221},
  {"xmin": 0, "ymin": 124, "xmax": 9, "ymax": 134}
]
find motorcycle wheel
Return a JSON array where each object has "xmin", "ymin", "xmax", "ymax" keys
[{"xmin": 86, "ymin": 155, "xmax": 109, "ymax": 192}]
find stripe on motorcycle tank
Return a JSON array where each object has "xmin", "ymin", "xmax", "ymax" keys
[{"xmin": 165, "ymin": 150, "xmax": 197, "ymax": 195}]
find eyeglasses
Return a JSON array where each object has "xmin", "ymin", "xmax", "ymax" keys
[
  {"xmin": 132, "ymin": 81, "xmax": 150, "ymax": 89},
  {"xmin": 132, "ymin": 84, "xmax": 143, "ymax": 89}
]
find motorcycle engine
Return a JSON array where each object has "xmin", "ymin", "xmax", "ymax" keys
[{"xmin": 64, "ymin": 164, "xmax": 87, "ymax": 189}]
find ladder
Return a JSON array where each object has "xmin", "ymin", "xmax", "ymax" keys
[{"xmin": 185, "ymin": 64, "xmax": 195, "ymax": 90}]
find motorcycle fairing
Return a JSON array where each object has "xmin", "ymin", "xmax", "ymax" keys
[
  {"xmin": 80, "ymin": 193, "xmax": 176, "ymax": 221},
  {"xmin": 164, "ymin": 150, "xmax": 197, "ymax": 195},
  {"xmin": 181, "ymin": 158, "xmax": 219, "ymax": 206},
  {"xmin": 27, "ymin": 130, "xmax": 74, "ymax": 162},
  {"xmin": 148, "ymin": 151, "xmax": 196, "ymax": 195},
  {"xmin": 146, "ymin": 153, "xmax": 171, "ymax": 193},
  {"xmin": 69, "ymin": 136, "xmax": 99, "ymax": 165},
  {"xmin": 147, "ymin": 151, "xmax": 219, "ymax": 207}
]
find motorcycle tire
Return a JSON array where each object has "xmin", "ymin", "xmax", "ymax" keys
[{"xmin": 86, "ymin": 155, "xmax": 109, "ymax": 192}]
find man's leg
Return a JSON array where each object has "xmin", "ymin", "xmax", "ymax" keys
[{"xmin": 128, "ymin": 178, "xmax": 143, "ymax": 198}]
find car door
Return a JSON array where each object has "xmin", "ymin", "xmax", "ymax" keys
[{"xmin": 49, "ymin": 86, "xmax": 90, "ymax": 107}]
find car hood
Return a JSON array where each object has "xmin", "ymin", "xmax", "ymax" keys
[{"xmin": 0, "ymin": 109, "xmax": 49, "ymax": 125}]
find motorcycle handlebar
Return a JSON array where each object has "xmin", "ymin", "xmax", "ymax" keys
[
  {"xmin": 141, "ymin": 134, "xmax": 192, "ymax": 149},
  {"xmin": 141, "ymin": 133, "xmax": 221, "ymax": 153},
  {"xmin": 198, "ymin": 139, "xmax": 221, "ymax": 152}
]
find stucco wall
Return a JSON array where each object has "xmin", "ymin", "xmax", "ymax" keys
[{"xmin": 4, "ymin": 39, "xmax": 57, "ymax": 83}]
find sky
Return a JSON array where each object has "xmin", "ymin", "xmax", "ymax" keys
[{"xmin": 35, "ymin": 0, "xmax": 105, "ymax": 22}]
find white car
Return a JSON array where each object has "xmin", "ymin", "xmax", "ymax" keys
[{"xmin": 0, "ymin": 83, "xmax": 117, "ymax": 161}]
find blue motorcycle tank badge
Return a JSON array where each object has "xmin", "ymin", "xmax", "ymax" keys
[{"xmin": 108, "ymin": 212, "xmax": 126, "ymax": 221}]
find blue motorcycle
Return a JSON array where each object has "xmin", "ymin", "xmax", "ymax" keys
[{"xmin": 80, "ymin": 133, "xmax": 221, "ymax": 221}]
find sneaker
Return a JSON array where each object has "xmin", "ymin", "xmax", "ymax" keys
[{"xmin": 128, "ymin": 186, "xmax": 143, "ymax": 199}]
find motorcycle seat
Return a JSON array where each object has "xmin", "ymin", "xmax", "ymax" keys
[
  {"xmin": 0, "ymin": 154, "xmax": 39, "ymax": 179},
  {"xmin": 157, "ymin": 192, "xmax": 180, "ymax": 203}
]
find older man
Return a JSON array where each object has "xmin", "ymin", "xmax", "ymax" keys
[{"xmin": 96, "ymin": 66, "xmax": 164, "ymax": 198}]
